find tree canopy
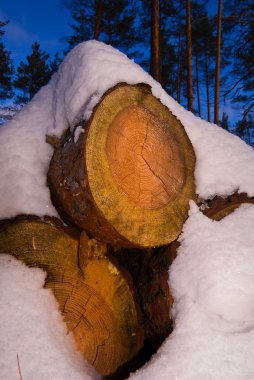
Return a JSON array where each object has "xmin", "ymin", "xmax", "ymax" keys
[
  {"xmin": 0, "ymin": 21, "xmax": 14, "ymax": 100},
  {"xmin": 14, "ymin": 42, "xmax": 53, "ymax": 102}
]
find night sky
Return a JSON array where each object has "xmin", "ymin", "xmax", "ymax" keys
[{"xmin": 0, "ymin": 0, "xmax": 71, "ymax": 64}]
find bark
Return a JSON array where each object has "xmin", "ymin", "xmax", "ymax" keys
[
  {"xmin": 113, "ymin": 245, "xmax": 175, "ymax": 348},
  {"xmin": 186, "ymin": 0, "xmax": 194, "ymax": 111},
  {"xmin": 150, "ymin": 0, "xmax": 161, "ymax": 82},
  {"xmin": 205, "ymin": 49, "xmax": 211, "ymax": 122},
  {"xmin": 177, "ymin": 28, "xmax": 183, "ymax": 104},
  {"xmin": 107, "ymin": 16, "xmax": 113, "ymax": 46},
  {"xmin": 94, "ymin": 0, "xmax": 102, "ymax": 40},
  {"xmin": 47, "ymin": 83, "xmax": 196, "ymax": 248},
  {"xmin": 167, "ymin": 193, "xmax": 254, "ymax": 261},
  {"xmin": 214, "ymin": 0, "xmax": 222, "ymax": 125},
  {"xmin": 201, "ymin": 193, "xmax": 254, "ymax": 221},
  {"xmin": 195, "ymin": 50, "xmax": 201, "ymax": 117}
]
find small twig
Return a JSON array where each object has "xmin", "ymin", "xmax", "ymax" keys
[{"xmin": 17, "ymin": 354, "xmax": 23, "ymax": 380}]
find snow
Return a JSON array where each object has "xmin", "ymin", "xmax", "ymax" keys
[
  {"xmin": 0, "ymin": 83, "xmax": 58, "ymax": 218},
  {"xmin": 0, "ymin": 254, "xmax": 99, "ymax": 380},
  {"xmin": 129, "ymin": 203, "xmax": 254, "ymax": 380},
  {"xmin": 172, "ymin": 202, "xmax": 254, "ymax": 332},
  {"xmin": 74, "ymin": 125, "xmax": 84, "ymax": 143},
  {"xmin": 1, "ymin": 40, "xmax": 254, "ymax": 379},
  {"xmin": 2, "ymin": 206, "xmax": 254, "ymax": 380},
  {"xmin": 0, "ymin": 104, "xmax": 20, "ymax": 125},
  {"xmin": 0, "ymin": 40, "xmax": 254, "ymax": 220}
]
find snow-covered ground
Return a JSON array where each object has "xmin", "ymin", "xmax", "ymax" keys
[{"xmin": 1, "ymin": 41, "xmax": 254, "ymax": 379}]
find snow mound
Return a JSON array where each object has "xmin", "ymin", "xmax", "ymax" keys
[
  {"xmin": 0, "ymin": 81, "xmax": 58, "ymax": 219},
  {"xmin": 129, "ymin": 204, "xmax": 254, "ymax": 380},
  {"xmin": 172, "ymin": 202, "xmax": 254, "ymax": 332},
  {"xmin": 0, "ymin": 254, "xmax": 99, "ymax": 380},
  {"xmin": 0, "ymin": 40, "xmax": 254, "ymax": 220}
]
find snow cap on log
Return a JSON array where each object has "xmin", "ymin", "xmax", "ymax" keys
[{"xmin": 1, "ymin": 41, "xmax": 254, "ymax": 222}]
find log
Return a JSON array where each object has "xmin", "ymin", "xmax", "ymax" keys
[
  {"xmin": 201, "ymin": 192, "xmax": 254, "ymax": 220},
  {"xmin": 167, "ymin": 192, "xmax": 254, "ymax": 261},
  {"xmin": 112, "ymin": 246, "xmax": 174, "ymax": 352},
  {"xmin": 0, "ymin": 217, "xmax": 143, "ymax": 377},
  {"xmin": 48, "ymin": 83, "xmax": 196, "ymax": 248}
]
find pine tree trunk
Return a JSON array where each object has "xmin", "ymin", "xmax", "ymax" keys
[
  {"xmin": 195, "ymin": 50, "xmax": 201, "ymax": 117},
  {"xmin": 107, "ymin": 17, "xmax": 113, "ymax": 46},
  {"xmin": 47, "ymin": 83, "xmax": 196, "ymax": 248},
  {"xmin": 214, "ymin": 0, "xmax": 222, "ymax": 125},
  {"xmin": 177, "ymin": 28, "xmax": 182, "ymax": 104},
  {"xmin": 186, "ymin": 0, "xmax": 194, "ymax": 111},
  {"xmin": 205, "ymin": 49, "xmax": 211, "ymax": 122},
  {"xmin": 94, "ymin": 0, "xmax": 102, "ymax": 40},
  {"xmin": 150, "ymin": 0, "xmax": 161, "ymax": 82}
]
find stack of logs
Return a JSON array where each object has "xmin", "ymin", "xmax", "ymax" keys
[{"xmin": 0, "ymin": 83, "xmax": 253, "ymax": 379}]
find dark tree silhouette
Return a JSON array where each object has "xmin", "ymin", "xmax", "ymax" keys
[
  {"xmin": 0, "ymin": 21, "xmax": 14, "ymax": 100},
  {"xmin": 63, "ymin": 0, "xmax": 139, "ymax": 55},
  {"xmin": 214, "ymin": 0, "xmax": 222, "ymax": 125},
  {"xmin": 14, "ymin": 42, "xmax": 51, "ymax": 102},
  {"xmin": 150, "ymin": 0, "xmax": 161, "ymax": 82},
  {"xmin": 186, "ymin": 0, "xmax": 193, "ymax": 111}
]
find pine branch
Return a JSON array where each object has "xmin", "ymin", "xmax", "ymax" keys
[
  {"xmin": 224, "ymin": 73, "xmax": 251, "ymax": 97},
  {"xmin": 243, "ymin": 103, "xmax": 254, "ymax": 118}
]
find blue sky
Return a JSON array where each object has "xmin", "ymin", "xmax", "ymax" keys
[{"xmin": 0, "ymin": 0, "xmax": 71, "ymax": 63}]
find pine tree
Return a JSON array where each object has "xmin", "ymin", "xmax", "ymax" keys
[
  {"xmin": 219, "ymin": 111, "xmax": 229, "ymax": 130},
  {"xmin": 63, "ymin": 0, "xmax": 139, "ymax": 56},
  {"xmin": 150, "ymin": 0, "xmax": 161, "ymax": 82},
  {"xmin": 49, "ymin": 52, "xmax": 62, "ymax": 74},
  {"xmin": 14, "ymin": 42, "xmax": 51, "ymax": 102},
  {"xmin": 173, "ymin": 0, "xmax": 188, "ymax": 106},
  {"xmin": 186, "ymin": 0, "xmax": 194, "ymax": 111},
  {"xmin": 0, "ymin": 21, "xmax": 14, "ymax": 100},
  {"xmin": 105, "ymin": 0, "xmax": 139, "ymax": 52},
  {"xmin": 214, "ymin": 0, "xmax": 222, "ymax": 125},
  {"xmin": 191, "ymin": 1, "xmax": 207, "ymax": 117},
  {"xmin": 234, "ymin": 115, "xmax": 254, "ymax": 146},
  {"xmin": 224, "ymin": 0, "xmax": 254, "ymax": 118},
  {"xmin": 191, "ymin": 5, "xmax": 217, "ymax": 121},
  {"xmin": 138, "ymin": 0, "xmax": 178, "ymax": 94},
  {"xmin": 160, "ymin": 36, "xmax": 177, "ymax": 95},
  {"xmin": 65, "ymin": 3, "xmax": 93, "ymax": 50}
]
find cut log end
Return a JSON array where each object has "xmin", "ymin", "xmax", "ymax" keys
[
  {"xmin": 0, "ymin": 219, "xmax": 143, "ymax": 377},
  {"xmin": 86, "ymin": 84, "xmax": 196, "ymax": 248},
  {"xmin": 48, "ymin": 83, "xmax": 196, "ymax": 248},
  {"xmin": 106, "ymin": 105, "xmax": 185, "ymax": 210}
]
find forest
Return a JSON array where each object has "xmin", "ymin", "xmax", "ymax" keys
[{"xmin": 0, "ymin": 0, "xmax": 253, "ymax": 146}]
